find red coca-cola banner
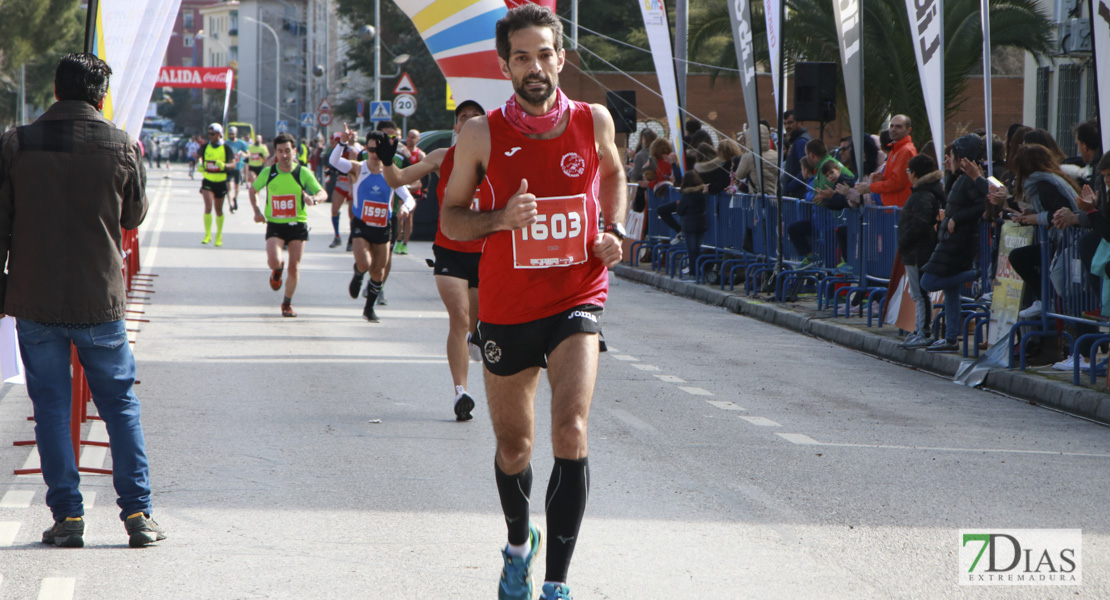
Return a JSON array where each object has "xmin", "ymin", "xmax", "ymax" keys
[{"xmin": 157, "ymin": 66, "xmax": 234, "ymax": 89}]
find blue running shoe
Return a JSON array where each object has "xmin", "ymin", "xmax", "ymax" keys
[
  {"xmin": 499, "ymin": 523, "xmax": 543, "ymax": 600},
  {"xmin": 540, "ymin": 582, "xmax": 573, "ymax": 599}
]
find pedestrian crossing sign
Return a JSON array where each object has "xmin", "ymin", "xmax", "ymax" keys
[
  {"xmin": 276, "ymin": 120, "xmax": 289, "ymax": 133},
  {"xmin": 300, "ymin": 112, "xmax": 314, "ymax": 127},
  {"xmin": 369, "ymin": 101, "xmax": 392, "ymax": 122}
]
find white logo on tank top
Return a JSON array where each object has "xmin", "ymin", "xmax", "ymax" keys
[
  {"xmin": 560, "ymin": 152, "xmax": 585, "ymax": 177},
  {"xmin": 505, "ymin": 147, "xmax": 522, "ymax": 157}
]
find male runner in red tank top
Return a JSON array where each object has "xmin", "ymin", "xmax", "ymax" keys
[
  {"xmin": 379, "ymin": 100, "xmax": 489, "ymax": 422},
  {"xmin": 440, "ymin": 6, "xmax": 627, "ymax": 600}
]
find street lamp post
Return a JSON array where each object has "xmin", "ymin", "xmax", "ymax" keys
[{"xmin": 244, "ymin": 15, "xmax": 280, "ymax": 137}]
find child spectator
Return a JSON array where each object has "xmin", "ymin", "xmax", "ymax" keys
[
  {"xmin": 898, "ymin": 154, "xmax": 944, "ymax": 349},
  {"xmin": 676, "ymin": 171, "xmax": 707, "ymax": 279}
]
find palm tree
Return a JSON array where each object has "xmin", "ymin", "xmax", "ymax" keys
[{"xmin": 688, "ymin": 0, "xmax": 1055, "ymax": 144}]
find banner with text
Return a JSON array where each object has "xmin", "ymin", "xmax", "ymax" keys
[
  {"xmin": 905, "ymin": 0, "xmax": 945, "ymax": 159},
  {"xmin": 833, "ymin": 0, "xmax": 865, "ymax": 178},
  {"xmin": 729, "ymin": 0, "xmax": 763, "ymax": 191},
  {"xmin": 763, "ymin": 0, "xmax": 782, "ymax": 110},
  {"xmin": 91, "ymin": 0, "xmax": 182, "ymax": 134},
  {"xmin": 639, "ymin": 0, "xmax": 685, "ymax": 167},
  {"xmin": 157, "ymin": 67, "xmax": 235, "ymax": 90},
  {"xmin": 1092, "ymin": 0, "xmax": 1110, "ymax": 152}
]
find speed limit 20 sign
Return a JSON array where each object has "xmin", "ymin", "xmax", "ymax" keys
[{"xmin": 394, "ymin": 94, "xmax": 417, "ymax": 117}]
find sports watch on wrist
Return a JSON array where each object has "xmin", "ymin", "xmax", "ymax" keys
[{"xmin": 603, "ymin": 222, "xmax": 627, "ymax": 241}]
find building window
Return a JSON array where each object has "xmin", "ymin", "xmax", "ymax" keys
[
  {"xmin": 230, "ymin": 46, "xmax": 238, "ymax": 62},
  {"xmin": 1035, "ymin": 66, "xmax": 1051, "ymax": 131},
  {"xmin": 183, "ymin": 35, "xmax": 193, "ymax": 48},
  {"xmin": 184, "ymin": 11, "xmax": 194, "ymax": 31},
  {"xmin": 182, "ymin": 57, "xmax": 193, "ymax": 67},
  {"xmin": 1056, "ymin": 63, "xmax": 1081, "ymax": 156},
  {"xmin": 230, "ymin": 11, "xmax": 238, "ymax": 35}
]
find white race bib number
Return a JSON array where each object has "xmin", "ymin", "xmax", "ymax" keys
[
  {"xmin": 205, "ymin": 160, "xmax": 221, "ymax": 173},
  {"xmin": 512, "ymin": 194, "xmax": 590, "ymax": 269}
]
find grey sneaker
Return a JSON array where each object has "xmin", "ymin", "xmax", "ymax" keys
[
  {"xmin": 377, "ymin": 288, "xmax": 388, "ymax": 306},
  {"xmin": 903, "ymin": 335, "xmax": 934, "ymax": 350},
  {"xmin": 329, "ymin": 235, "xmax": 342, "ymax": 248},
  {"xmin": 42, "ymin": 518, "xmax": 84, "ymax": 548},
  {"xmin": 926, "ymin": 339, "xmax": 959, "ymax": 353},
  {"xmin": 125, "ymin": 512, "xmax": 166, "ymax": 548}
]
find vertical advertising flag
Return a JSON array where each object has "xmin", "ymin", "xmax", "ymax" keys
[
  {"xmin": 981, "ymin": 0, "xmax": 994, "ymax": 175},
  {"xmin": 1092, "ymin": 0, "xmax": 1110, "ymax": 152},
  {"xmin": 729, "ymin": 0, "xmax": 764, "ymax": 192},
  {"xmin": 638, "ymin": 0, "xmax": 685, "ymax": 167},
  {"xmin": 832, "ymin": 0, "xmax": 865, "ymax": 179},
  {"xmin": 91, "ymin": 0, "xmax": 182, "ymax": 134},
  {"xmin": 906, "ymin": 0, "xmax": 945, "ymax": 159},
  {"xmin": 764, "ymin": 0, "xmax": 783, "ymax": 110},
  {"xmin": 393, "ymin": 0, "xmax": 513, "ymax": 113}
]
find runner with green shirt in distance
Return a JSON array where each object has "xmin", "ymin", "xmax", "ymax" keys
[
  {"xmin": 247, "ymin": 134, "xmax": 270, "ymax": 183},
  {"xmin": 225, "ymin": 126, "xmax": 250, "ymax": 213},
  {"xmin": 249, "ymin": 132, "xmax": 327, "ymax": 318}
]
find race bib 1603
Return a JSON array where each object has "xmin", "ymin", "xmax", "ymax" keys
[{"xmin": 512, "ymin": 194, "xmax": 590, "ymax": 269}]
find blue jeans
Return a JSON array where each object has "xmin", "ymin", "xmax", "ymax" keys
[
  {"xmin": 920, "ymin": 270, "xmax": 978, "ymax": 342},
  {"xmin": 17, "ymin": 319, "xmax": 152, "ymax": 521},
  {"xmin": 684, "ymin": 230, "xmax": 704, "ymax": 274}
]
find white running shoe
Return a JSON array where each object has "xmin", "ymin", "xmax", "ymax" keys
[
  {"xmin": 1018, "ymin": 300, "xmax": 1042, "ymax": 319},
  {"xmin": 1051, "ymin": 355, "xmax": 1090, "ymax": 371}
]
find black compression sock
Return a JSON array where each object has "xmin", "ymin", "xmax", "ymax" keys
[
  {"xmin": 495, "ymin": 460, "xmax": 533, "ymax": 546},
  {"xmin": 545, "ymin": 456, "xmax": 589, "ymax": 583}
]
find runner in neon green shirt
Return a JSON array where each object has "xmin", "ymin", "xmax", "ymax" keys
[
  {"xmin": 246, "ymin": 134, "xmax": 270, "ymax": 184},
  {"xmin": 249, "ymin": 132, "xmax": 326, "ymax": 317}
]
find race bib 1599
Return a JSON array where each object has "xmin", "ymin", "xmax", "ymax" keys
[
  {"xmin": 360, "ymin": 200, "xmax": 389, "ymax": 228},
  {"xmin": 512, "ymin": 194, "xmax": 590, "ymax": 269}
]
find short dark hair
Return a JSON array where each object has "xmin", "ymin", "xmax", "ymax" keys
[
  {"xmin": 907, "ymin": 153, "xmax": 937, "ymax": 178},
  {"xmin": 375, "ymin": 120, "xmax": 398, "ymax": 132},
  {"xmin": 819, "ymin": 160, "xmax": 840, "ymax": 176},
  {"xmin": 273, "ymin": 133, "xmax": 296, "ymax": 149},
  {"xmin": 685, "ymin": 118, "xmax": 702, "ymax": 134},
  {"xmin": 1099, "ymin": 150, "xmax": 1110, "ymax": 173},
  {"xmin": 55, "ymin": 53, "xmax": 112, "ymax": 106},
  {"xmin": 782, "ymin": 110, "xmax": 795, "ymax": 121},
  {"xmin": 1076, "ymin": 119, "xmax": 1102, "ymax": 153},
  {"xmin": 805, "ymin": 138, "xmax": 827, "ymax": 157},
  {"xmin": 495, "ymin": 3, "xmax": 563, "ymax": 61}
]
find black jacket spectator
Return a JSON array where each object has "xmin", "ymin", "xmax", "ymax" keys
[
  {"xmin": 898, "ymin": 171, "xmax": 943, "ymax": 267},
  {"xmin": 782, "ymin": 127, "xmax": 812, "ymax": 198},
  {"xmin": 922, "ymin": 173, "xmax": 987, "ymax": 277},
  {"xmin": 675, "ymin": 186, "xmax": 707, "ymax": 235}
]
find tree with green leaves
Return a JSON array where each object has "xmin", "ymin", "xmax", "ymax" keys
[
  {"xmin": 688, "ymin": 0, "xmax": 1054, "ymax": 144},
  {"xmin": 0, "ymin": 0, "xmax": 85, "ymax": 129}
]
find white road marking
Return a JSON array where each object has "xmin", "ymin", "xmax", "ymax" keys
[
  {"xmin": 138, "ymin": 178, "xmax": 173, "ymax": 271},
  {"xmin": 18, "ymin": 450, "xmax": 40, "ymax": 477},
  {"xmin": 739, "ymin": 416, "xmax": 781, "ymax": 427},
  {"xmin": 80, "ymin": 445, "xmax": 108, "ymax": 471},
  {"xmin": 706, "ymin": 400, "xmax": 744, "ymax": 411},
  {"xmin": 654, "ymin": 374, "xmax": 686, "ymax": 383},
  {"xmin": 777, "ymin": 433, "xmax": 821, "ymax": 445},
  {"xmin": 0, "ymin": 490, "xmax": 34, "ymax": 508},
  {"xmin": 610, "ymin": 354, "xmax": 640, "ymax": 362},
  {"xmin": 38, "ymin": 577, "xmax": 76, "ymax": 600},
  {"xmin": 606, "ymin": 346, "xmax": 619, "ymax": 353},
  {"xmin": 606, "ymin": 407, "xmax": 660, "ymax": 435},
  {"xmin": 89, "ymin": 421, "xmax": 108, "ymax": 443},
  {"xmin": 0, "ymin": 522, "xmax": 20, "ymax": 546},
  {"xmin": 85, "ymin": 492, "xmax": 97, "ymax": 509},
  {"xmin": 630, "ymin": 363, "xmax": 660, "ymax": 371},
  {"xmin": 678, "ymin": 386, "xmax": 713, "ymax": 396}
]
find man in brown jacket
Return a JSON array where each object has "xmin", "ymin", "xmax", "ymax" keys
[{"xmin": 0, "ymin": 53, "xmax": 165, "ymax": 549}]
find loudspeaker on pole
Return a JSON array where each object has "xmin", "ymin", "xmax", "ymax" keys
[
  {"xmin": 793, "ymin": 62, "xmax": 837, "ymax": 122},
  {"xmin": 605, "ymin": 90, "xmax": 637, "ymax": 134}
]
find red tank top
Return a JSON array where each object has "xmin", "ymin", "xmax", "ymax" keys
[
  {"xmin": 435, "ymin": 146, "xmax": 488, "ymax": 253},
  {"xmin": 478, "ymin": 100, "xmax": 607, "ymax": 324}
]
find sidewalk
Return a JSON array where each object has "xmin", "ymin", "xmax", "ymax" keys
[{"xmin": 613, "ymin": 263, "xmax": 1110, "ymax": 425}]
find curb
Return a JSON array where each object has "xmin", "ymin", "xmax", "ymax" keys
[{"xmin": 613, "ymin": 265, "xmax": 1110, "ymax": 425}]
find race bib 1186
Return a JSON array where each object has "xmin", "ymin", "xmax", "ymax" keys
[
  {"xmin": 270, "ymin": 194, "xmax": 297, "ymax": 219},
  {"xmin": 512, "ymin": 194, "xmax": 590, "ymax": 269}
]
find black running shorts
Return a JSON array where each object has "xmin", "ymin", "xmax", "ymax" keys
[
  {"xmin": 249, "ymin": 165, "xmax": 263, "ymax": 176},
  {"xmin": 200, "ymin": 179, "xmax": 228, "ymax": 198},
  {"xmin": 433, "ymin": 244, "xmax": 480, "ymax": 288},
  {"xmin": 475, "ymin": 304, "xmax": 606, "ymax": 377},
  {"xmin": 265, "ymin": 221, "xmax": 309, "ymax": 243},
  {"xmin": 351, "ymin": 217, "xmax": 391, "ymax": 245},
  {"xmin": 229, "ymin": 169, "xmax": 242, "ymax": 184}
]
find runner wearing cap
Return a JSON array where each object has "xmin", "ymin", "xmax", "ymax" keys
[
  {"xmin": 225, "ymin": 126, "xmax": 250, "ymax": 213},
  {"xmin": 380, "ymin": 99, "xmax": 486, "ymax": 421},
  {"xmin": 195, "ymin": 123, "xmax": 236, "ymax": 246}
]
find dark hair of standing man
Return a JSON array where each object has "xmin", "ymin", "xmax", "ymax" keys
[
  {"xmin": 273, "ymin": 132, "xmax": 297, "ymax": 149},
  {"xmin": 495, "ymin": 3, "xmax": 563, "ymax": 61},
  {"xmin": 55, "ymin": 53, "xmax": 112, "ymax": 107}
]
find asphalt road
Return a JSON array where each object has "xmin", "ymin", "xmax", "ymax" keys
[{"xmin": 0, "ymin": 167, "xmax": 1107, "ymax": 599}]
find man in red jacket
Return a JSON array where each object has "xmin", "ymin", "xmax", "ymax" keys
[{"xmin": 856, "ymin": 115, "xmax": 917, "ymax": 207}]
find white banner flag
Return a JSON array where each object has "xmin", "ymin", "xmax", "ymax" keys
[
  {"xmin": 729, "ymin": 0, "xmax": 763, "ymax": 190},
  {"xmin": 906, "ymin": 0, "xmax": 945, "ymax": 159},
  {"xmin": 1093, "ymin": 0, "xmax": 1110, "ymax": 152},
  {"xmin": 764, "ymin": 0, "xmax": 783, "ymax": 111},
  {"xmin": 639, "ymin": 0, "xmax": 685, "ymax": 165},
  {"xmin": 95, "ymin": 0, "xmax": 183, "ymax": 135},
  {"xmin": 832, "ymin": 0, "xmax": 865, "ymax": 177}
]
